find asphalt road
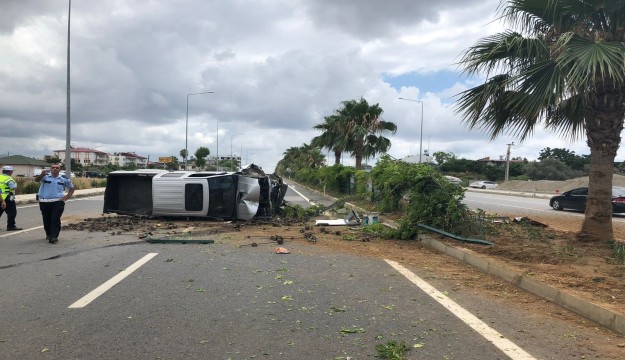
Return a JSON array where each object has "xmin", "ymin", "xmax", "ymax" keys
[
  {"xmin": 0, "ymin": 189, "xmax": 617, "ymax": 359},
  {"xmin": 463, "ymin": 190, "xmax": 625, "ymax": 224}
]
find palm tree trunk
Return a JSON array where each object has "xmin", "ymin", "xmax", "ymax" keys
[
  {"xmin": 580, "ymin": 94, "xmax": 624, "ymax": 242},
  {"xmin": 355, "ymin": 155, "xmax": 363, "ymax": 169},
  {"xmin": 334, "ymin": 151, "xmax": 341, "ymax": 165},
  {"xmin": 581, "ymin": 148, "xmax": 615, "ymax": 241}
]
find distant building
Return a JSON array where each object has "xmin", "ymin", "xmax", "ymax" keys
[
  {"xmin": 477, "ymin": 156, "xmax": 525, "ymax": 167},
  {"xmin": 54, "ymin": 147, "xmax": 110, "ymax": 166},
  {"xmin": 206, "ymin": 155, "xmax": 242, "ymax": 171},
  {"xmin": 110, "ymin": 152, "xmax": 148, "ymax": 167},
  {"xmin": 401, "ymin": 154, "xmax": 433, "ymax": 164},
  {"xmin": 53, "ymin": 148, "xmax": 149, "ymax": 168},
  {"xmin": 0, "ymin": 155, "xmax": 50, "ymax": 177}
]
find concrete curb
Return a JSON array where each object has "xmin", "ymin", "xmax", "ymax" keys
[
  {"xmin": 420, "ymin": 236, "xmax": 625, "ymax": 335},
  {"xmin": 287, "ymin": 180, "xmax": 625, "ymax": 335},
  {"xmin": 465, "ymin": 187, "xmax": 554, "ymax": 199},
  {"xmin": 15, "ymin": 188, "xmax": 106, "ymax": 205}
]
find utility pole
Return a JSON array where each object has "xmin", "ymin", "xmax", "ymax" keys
[
  {"xmin": 65, "ymin": 0, "xmax": 72, "ymax": 175},
  {"xmin": 505, "ymin": 142, "xmax": 514, "ymax": 182}
]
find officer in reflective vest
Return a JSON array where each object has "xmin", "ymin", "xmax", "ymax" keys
[{"xmin": 0, "ymin": 166, "xmax": 22, "ymax": 231}]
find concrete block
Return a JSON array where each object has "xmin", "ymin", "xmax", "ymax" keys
[
  {"xmin": 516, "ymin": 277, "xmax": 560, "ymax": 303},
  {"xmin": 443, "ymin": 245, "xmax": 467, "ymax": 261},
  {"xmin": 557, "ymin": 291, "xmax": 615, "ymax": 329},
  {"xmin": 484, "ymin": 261, "xmax": 518, "ymax": 283},
  {"xmin": 463, "ymin": 252, "xmax": 490, "ymax": 272},
  {"xmin": 613, "ymin": 313, "xmax": 625, "ymax": 335}
]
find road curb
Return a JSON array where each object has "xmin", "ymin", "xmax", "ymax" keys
[
  {"xmin": 15, "ymin": 188, "xmax": 106, "ymax": 205},
  {"xmin": 420, "ymin": 236, "xmax": 625, "ymax": 335}
]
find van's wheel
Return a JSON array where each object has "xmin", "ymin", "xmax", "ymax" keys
[{"xmin": 552, "ymin": 200, "xmax": 562, "ymax": 210}]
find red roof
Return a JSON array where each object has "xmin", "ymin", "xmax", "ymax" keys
[{"xmin": 54, "ymin": 147, "xmax": 108, "ymax": 155}]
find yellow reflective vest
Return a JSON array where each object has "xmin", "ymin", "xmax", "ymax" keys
[{"xmin": 0, "ymin": 174, "xmax": 15, "ymax": 200}]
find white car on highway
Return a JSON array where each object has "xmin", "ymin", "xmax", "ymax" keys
[{"xmin": 469, "ymin": 180, "xmax": 498, "ymax": 189}]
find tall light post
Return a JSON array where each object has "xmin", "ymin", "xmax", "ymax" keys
[
  {"xmin": 65, "ymin": 0, "xmax": 72, "ymax": 174},
  {"xmin": 398, "ymin": 97, "xmax": 424, "ymax": 163},
  {"xmin": 230, "ymin": 133, "xmax": 243, "ymax": 171},
  {"xmin": 216, "ymin": 119, "xmax": 231, "ymax": 171},
  {"xmin": 185, "ymin": 91, "xmax": 214, "ymax": 170},
  {"xmin": 246, "ymin": 148, "xmax": 259, "ymax": 165}
]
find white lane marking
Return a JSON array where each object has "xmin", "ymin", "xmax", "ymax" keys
[
  {"xmin": 385, "ymin": 259, "xmax": 537, "ymax": 360},
  {"xmin": 0, "ymin": 226, "xmax": 44, "ymax": 238},
  {"xmin": 287, "ymin": 185, "xmax": 311, "ymax": 203},
  {"xmin": 69, "ymin": 253, "xmax": 158, "ymax": 309}
]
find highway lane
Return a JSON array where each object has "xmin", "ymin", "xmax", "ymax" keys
[
  {"xmin": 1, "ymin": 188, "xmax": 618, "ymax": 359},
  {"xmin": 463, "ymin": 190, "xmax": 625, "ymax": 224}
]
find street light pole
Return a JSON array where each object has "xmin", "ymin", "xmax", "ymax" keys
[
  {"xmin": 216, "ymin": 120, "xmax": 232, "ymax": 171},
  {"xmin": 398, "ymin": 97, "xmax": 424, "ymax": 163},
  {"xmin": 230, "ymin": 133, "xmax": 243, "ymax": 171},
  {"xmin": 65, "ymin": 0, "xmax": 72, "ymax": 175},
  {"xmin": 185, "ymin": 91, "xmax": 214, "ymax": 170}
]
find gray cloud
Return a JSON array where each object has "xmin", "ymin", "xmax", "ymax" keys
[{"xmin": 0, "ymin": 0, "xmax": 598, "ymax": 172}]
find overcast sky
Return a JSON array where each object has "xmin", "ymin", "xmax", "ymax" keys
[{"xmin": 0, "ymin": 0, "xmax": 605, "ymax": 172}]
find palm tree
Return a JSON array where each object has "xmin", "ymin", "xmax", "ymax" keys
[
  {"xmin": 455, "ymin": 0, "xmax": 625, "ymax": 242},
  {"xmin": 276, "ymin": 144, "xmax": 325, "ymax": 175},
  {"xmin": 341, "ymin": 98, "xmax": 397, "ymax": 169},
  {"xmin": 311, "ymin": 115, "xmax": 346, "ymax": 165},
  {"xmin": 315, "ymin": 98, "xmax": 397, "ymax": 169}
]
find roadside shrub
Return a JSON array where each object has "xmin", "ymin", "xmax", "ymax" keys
[
  {"xmin": 20, "ymin": 181, "xmax": 40, "ymax": 194},
  {"xmin": 397, "ymin": 175, "xmax": 471, "ymax": 239},
  {"xmin": 370, "ymin": 155, "xmax": 436, "ymax": 212},
  {"xmin": 90, "ymin": 179, "xmax": 107, "ymax": 188}
]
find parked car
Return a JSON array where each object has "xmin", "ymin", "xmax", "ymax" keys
[
  {"xmin": 59, "ymin": 171, "xmax": 76, "ymax": 178},
  {"xmin": 549, "ymin": 186, "xmax": 625, "ymax": 213},
  {"xmin": 85, "ymin": 171, "xmax": 106, "ymax": 178},
  {"xmin": 103, "ymin": 164, "xmax": 287, "ymax": 220},
  {"xmin": 444, "ymin": 175, "xmax": 462, "ymax": 186},
  {"xmin": 469, "ymin": 180, "xmax": 497, "ymax": 189}
]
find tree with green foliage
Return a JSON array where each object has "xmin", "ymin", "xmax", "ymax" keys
[
  {"xmin": 69, "ymin": 158, "xmax": 83, "ymax": 173},
  {"xmin": 122, "ymin": 162, "xmax": 137, "ymax": 171},
  {"xmin": 371, "ymin": 155, "xmax": 469, "ymax": 239},
  {"xmin": 314, "ymin": 98, "xmax": 397, "ymax": 169},
  {"xmin": 523, "ymin": 158, "xmax": 583, "ymax": 180},
  {"xmin": 311, "ymin": 115, "xmax": 347, "ymax": 165},
  {"xmin": 194, "ymin": 147, "xmax": 210, "ymax": 170},
  {"xmin": 538, "ymin": 147, "xmax": 589, "ymax": 171},
  {"xmin": 433, "ymin": 151, "xmax": 456, "ymax": 165},
  {"xmin": 275, "ymin": 144, "xmax": 325, "ymax": 177},
  {"xmin": 456, "ymin": 0, "xmax": 625, "ymax": 241},
  {"xmin": 439, "ymin": 158, "xmax": 486, "ymax": 174},
  {"xmin": 44, "ymin": 155, "xmax": 61, "ymax": 164}
]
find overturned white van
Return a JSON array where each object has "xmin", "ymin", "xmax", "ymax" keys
[{"xmin": 103, "ymin": 164, "xmax": 287, "ymax": 220}]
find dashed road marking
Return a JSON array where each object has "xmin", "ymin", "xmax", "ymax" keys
[
  {"xmin": 69, "ymin": 253, "xmax": 158, "ymax": 308},
  {"xmin": 385, "ymin": 259, "xmax": 537, "ymax": 360}
]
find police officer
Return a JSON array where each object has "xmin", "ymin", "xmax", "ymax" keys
[
  {"xmin": 35, "ymin": 164, "xmax": 75, "ymax": 243},
  {"xmin": 0, "ymin": 166, "xmax": 22, "ymax": 231}
]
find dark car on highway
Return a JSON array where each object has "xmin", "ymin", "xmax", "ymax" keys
[
  {"xmin": 549, "ymin": 186, "xmax": 625, "ymax": 213},
  {"xmin": 85, "ymin": 171, "xmax": 106, "ymax": 178}
]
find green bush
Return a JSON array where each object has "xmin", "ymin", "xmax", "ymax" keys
[
  {"xmin": 90, "ymin": 179, "xmax": 107, "ymax": 188},
  {"xmin": 20, "ymin": 181, "xmax": 40, "ymax": 194}
]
